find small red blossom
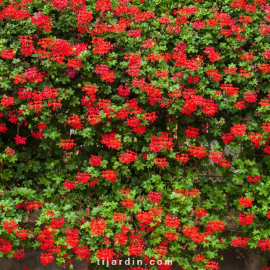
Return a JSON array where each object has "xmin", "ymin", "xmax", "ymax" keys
[
  {"xmin": 119, "ymin": 150, "xmax": 138, "ymax": 164},
  {"xmin": 153, "ymin": 158, "xmax": 168, "ymax": 168},
  {"xmin": 232, "ymin": 237, "xmax": 249, "ymax": 248},
  {"xmin": 147, "ymin": 191, "xmax": 162, "ymax": 204},
  {"xmin": 238, "ymin": 213, "xmax": 254, "ymax": 226},
  {"xmin": 60, "ymin": 139, "xmax": 76, "ymax": 150},
  {"xmin": 90, "ymin": 219, "xmax": 106, "ymax": 236},
  {"xmin": 63, "ymin": 180, "xmax": 76, "ymax": 190},
  {"xmin": 121, "ymin": 198, "xmax": 134, "ymax": 209},
  {"xmin": 101, "ymin": 170, "xmax": 118, "ymax": 182},
  {"xmin": 239, "ymin": 197, "xmax": 253, "ymax": 208},
  {"xmin": 247, "ymin": 174, "xmax": 262, "ymax": 183},
  {"xmin": 195, "ymin": 208, "xmax": 208, "ymax": 218},
  {"xmin": 14, "ymin": 134, "xmax": 27, "ymax": 145}
]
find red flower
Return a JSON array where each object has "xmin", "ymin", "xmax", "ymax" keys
[
  {"xmin": 153, "ymin": 158, "xmax": 168, "ymax": 168},
  {"xmin": 231, "ymin": 124, "xmax": 246, "ymax": 136},
  {"xmin": 112, "ymin": 212, "xmax": 126, "ymax": 223},
  {"xmin": 164, "ymin": 231, "xmax": 178, "ymax": 241},
  {"xmin": 90, "ymin": 219, "xmax": 106, "ymax": 236},
  {"xmin": 148, "ymin": 133, "xmax": 174, "ymax": 153},
  {"xmin": 195, "ymin": 208, "xmax": 208, "ymax": 218},
  {"xmin": 89, "ymin": 155, "xmax": 102, "ymax": 166},
  {"xmin": 14, "ymin": 134, "xmax": 27, "ymax": 145},
  {"xmin": 63, "ymin": 180, "xmax": 76, "ymax": 190},
  {"xmin": 96, "ymin": 248, "xmax": 115, "ymax": 262},
  {"xmin": 205, "ymin": 261, "xmax": 219, "ymax": 270},
  {"xmin": 232, "ymin": 237, "xmax": 249, "ymax": 248},
  {"xmin": 206, "ymin": 221, "xmax": 225, "ymax": 233},
  {"xmin": 95, "ymin": 0, "xmax": 111, "ymax": 11},
  {"xmin": 119, "ymin": 150, "xmax": 138, "ymax": 164},
  {"xmin": 60, "ymin": 139, "xmax": 76, "ymax": 150},
  {"xmin": 101, "ymin": 133, "xmax": 122, "ymax": 150},
  {"xmin": 185, "ymin": 126, "xmax": 199, "ymax": 139},
  {"xmin": 1, "ymin": 96, "xmax": 15, "ymax": 107},
  {"xmin": 95, "ymin": 64, "xmax": 115, "ymax": 83},
  {"xmin": 31, "ymin": 12, "xmax": 53, "ymax": 31},
  {"xmin": 238, "ymin": 213, "xmax": 254, "ymax": 226},
  {"xmin": 220, "ymin": 84, "xmax": 239, "ymax": 96},
  {"xmin": 92, "ymin": 37, "xmax": 112, "ymax": 55},
  {"xmin": 258, "ymin": 239, "xmax": 270, "ymax": 251},
  {"xmin": 248, "ymin": 132, "xmax": 262, "ymax": 148},
  {"xmin": 121, "ymin": 198, "xmax": 134, "ymax": 209},
  {"xmin": 128, "ymin": 29, "xmax": 141, "ymax": 38},
  {"xmin": 52, "ymin": 0, "xmax": 68, "ymax": 9},
  {"xmin": 15, "ymin": 229, "xmax": 29, "ymax": 240},
  {"xmin": 67, "ymin": 115, "xmax": 82, "ymax": 129},
  {"xmin": 101, "ymin": 170, "xmax": 118, "ymax": 182},
  {"xmin": 247, "ymin": 174, "xmax": 262, "ymax": 183},
  {"xmin": 13, "ymin": 249, "xmax": 26, "ymax": 260},
  {"xmin": 193, "ymin": 254, "xmax": 205, "ymax": 262},
  {"xmin": 76, "ymin": 172, "xmax": 91, "ymax": 184},
  {"xmin": 3, "ymin": 220, "xmax": 18, "ymax": 233},
  {"xmin": 239, "ymin": 197, "xmax": 253, "ymax": 208},
  {"xmin": 40, "ymin": 253, "xmax": 54, "ymax": 266},
  {"xmin": 221, "ymin": 133, "xmax": 235, "ymax": 144},
  {"xmin": 165, "ymin": 214, "xmax": 180, "ymax": 228},
  {"xmin": 0, "ymin": 239, "xmax": 12, "ymax": 253},
  {"xmin": 188, "ymin": 145, "xmax": 207, "ymax": 158},
  {"xmin": 176, "ymin": 153, "xmax": 189, "ymax": 163},
  {"xmin": 120, "ymin": 188, "xmax": 130, "ymax": 194},
  {"xmin": 244, "ymin": 92, "xmax": 257, "ymax": 103},
  {"xmin": 67, "ymin": 58, "xmax": 82, "ymax": 70},
  {"xmin": 147, "ymin": 191, "xmax": 162, "ymax": 204},
  {"xmin": 234, "ymin": 101, "xmax": 246, "ymax": 110},
  {"xmin": 0, "ymin": 49, "xmax": 15, "ymax": 59}
]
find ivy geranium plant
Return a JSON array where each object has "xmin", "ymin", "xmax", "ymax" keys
[{"xmin": 0, "ymin": 0, "xmax": 270, "ymax": 269}]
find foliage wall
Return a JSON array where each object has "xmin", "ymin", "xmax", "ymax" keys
[{"xmin": 0, "ymin": 0, "xmax": 270, "ymax": 269}]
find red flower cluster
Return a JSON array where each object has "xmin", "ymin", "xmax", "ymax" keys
[
  {"xmin": 31, "ymin": 12, "xmax": 53, "ymax": 31},
  {"xmin": 203, "ymin": 47, "xmax": 221, "ymax": 62},
  {"xmin": 206, "ymin": 221, "xmax": 225, "ymax": 233},
  {"xmin": 119, "ymin": 150, "xmax": 138, "ymax": 164},
  {"xmin": 67, "ymin": 115, "xmax": 83, "ymax": 129},
  {"xmin": 195, "ymin": 208, "xmax": 208, "ymax": 218},
  {"xmin": 101, "ymin": 133, "xmax": 122, "ymax": 150},
  {"xmin": 247, "ymin": 174, "xmax": 262, "ymax": 183},
  {"xmin": 231, "ymin": 124, "xmax": 246, "ymax": 136},
  {"xmin": 148, "ymin": 133, "xmax": 174, "ymax": 152},
  {"xmin": 176, "ymin": 153, "xmax": 189, "ymax": 163},
  {"xmin": 121, "ymin": 198, "xmax": 134, "ymax": 209},
  {"xmin": 90, "ymin": 219, "xmax": 106, "ymax": 236},
  {"xmin": 221, "ymin": 133, "xmax": 235, "ymax": 144},
  {"xmin": 205, "ymin": 261, "xmax": 219, "ymax": 270},
  {"xmin": 60, "ymin": 139, "xmax": 76, "ymax": 150},
  {"xmin": 185, "ymin": 126, "xmax": 199, "ymax": 139},
  {"xmin": 188, "ymin": 145, "xmax": 207, "ymax": 158},
  {"xmin": 95, "ymin": 64, "xmax": 115, "ymax": 83},
  {"xmin": 0, "ymin": 49, "xmax": 15, "ymax": 59},
  {"xmin": 153, "ymin": 158, "xmax": 168, "ymax": 168},
  {"xmin": 76, "ymin": 172, "xmax": 91, "ymax": 184},
  {"xmin": 257, "ymin": 239, "xmax": 270, "ymax": 251},
  {"xmin": 101, "ymin": 170, "xmax": 118, "ymax": 182},
  {"xmin": 232, "ymin": 237, "xmax": 249, "ymax": 248},
  {"xmin": 165, "ymin": 214, "xmax": 180, "ymax": 228},
  {"xmin": 193, "ymin": 254, "xmax": 205, "ymax": 262},
  {"xmin": 248, "ymin": 132, "xmax": 262, "ymax": 148},
  {"xmin": 14, "ymin": 134, "xmax": 27, "ymax": 145},
  {"xmin": 63, "ymin": 180, "xmax": 76, "ymax": 190},
  {"xmin": 147, "ymin": 191, "xmax": 162, "ymax": 204},
  {"xmin": 239, "ymin": 197, "xmax": 253, "ymax": 208},
  {"xmin": 238, "ymin": 213, "xmax": 254, "ymax": 226},
  {"xmin": 89, "ymin": 155, "xmax": 102, "ymax": 166}
]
